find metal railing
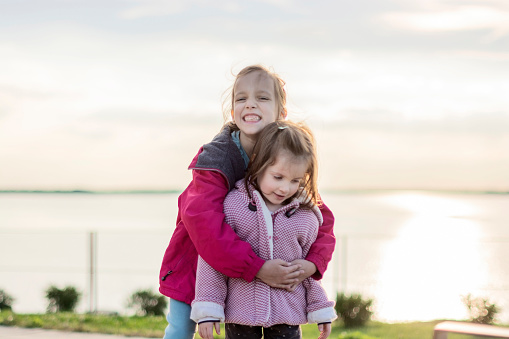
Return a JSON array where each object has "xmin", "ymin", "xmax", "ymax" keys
[{"xmin": 1, "ymin": 230, "xmax": 508, "ymax": 322}]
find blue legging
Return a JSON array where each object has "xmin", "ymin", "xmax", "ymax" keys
[{"xmin": 163, "ymin": 299, "xmax": 197, "ymax": 339}]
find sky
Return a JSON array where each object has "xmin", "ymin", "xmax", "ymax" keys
[{"xmin": 0, "ymin": 0, "xmax": 508, "ymax": 191}]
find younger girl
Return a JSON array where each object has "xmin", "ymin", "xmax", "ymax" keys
[
  {"xmin": 191, "ymin": 121, "xmax": 336, "ymax": 339},
  {"xmin": 159, "ymin": 65, "xmax": 336, "ymax": 339}
]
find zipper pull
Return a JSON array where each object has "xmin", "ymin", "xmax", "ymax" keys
[{"xmin": 161, "ymin": 270, "xmax": 173, "ymax": 281}]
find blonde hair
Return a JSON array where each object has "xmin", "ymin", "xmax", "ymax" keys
[
  {"xmin": 222, "ymin": 65, "xmax": 287, "ymax": 125},
  {"xmin": 245, "ymin": 120, "xmax": 320, "ymax": 209}
]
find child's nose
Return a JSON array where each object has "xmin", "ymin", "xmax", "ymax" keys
[
  {"xmin": 279, "ymin": 183, "xmax": 289, "ymax": 194},
  {"xmin": 245, "ymin": 98, "xmax": 256, "ymax": 108}
]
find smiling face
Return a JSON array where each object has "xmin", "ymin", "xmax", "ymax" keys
[
  {"xmin": 258, "ymin": 150, "xmax": 309, "ymax": 212},
  {"xmin": 231, "ymin": 71, "xmax": 282, "ymax": 147}
]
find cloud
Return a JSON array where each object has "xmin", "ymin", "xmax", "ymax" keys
[
  {"xmin": 312, "ymin": 111, "xmax": 509, "ymax": 191},
  {"xmin": 318, "ymin": 110, "xmax": 509, "ymax": 136},
  {"xmin": 1, "ymin": 0, "xmax": 508, "ymax": 190},
  {"xmin": 442, "ymin": 50, "xmax": 509, "ymax": 61},
  {"xmin": 119, "ymin": 0, "xmax": 189, "ymax": 19},
  {"xmin": 118, "ymin": 0, "xmax": 242, "ymax": 19},
  {"xmin": 379, "ymin": 5, "xmax": 509, "ymax": 42}
]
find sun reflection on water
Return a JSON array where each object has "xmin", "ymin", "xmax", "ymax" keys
[{"xmin": 374, "ymin": 192, "xmax": 486, "ymax": 322}]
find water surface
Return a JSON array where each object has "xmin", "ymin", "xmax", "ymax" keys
[{"xmin": 1, "ymin": 191, "xmax": 507, "ymax": 322}]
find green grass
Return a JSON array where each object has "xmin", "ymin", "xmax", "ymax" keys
[
  {"xmin": 0, "ymin": 311, "xmax": 165, "ymax": 337},
  {"xmin": 0, "ymin": 311, "xmax": 506, "ymax": 338}
]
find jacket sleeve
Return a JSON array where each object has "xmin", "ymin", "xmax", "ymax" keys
[
  {"xmin": 191, "ymin": 256, "xmax": 227, "ymax": 323},
  {"xmin": 181, "ymin": 169, "xmax": 265, "ymax": 282},
  {"xmin": 300, "ymin": 208, "xmax": 337, "ymax": 324},
  {"xmin": 303, "ymin": 278, "xmax": 337, "ymax": 324},
  {"xmin": 305, "ymin": 199, "xmax": 336, "ymax": 280}
]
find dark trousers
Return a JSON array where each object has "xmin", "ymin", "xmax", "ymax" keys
[{"xmin": 225, "ymin": 323, "xmax": 301, "ymax": 339}]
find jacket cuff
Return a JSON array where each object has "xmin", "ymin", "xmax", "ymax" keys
[
  {"xmin": 307, "ymin": 307, "xmax": 337, "ymax": 324},
  {"xmin": 199, "ymin": 318, "xmax": 221, "ymax": 324},
  {"xmin": 242, "ymin": 255, "xmax": 265, "ymax": 283},
  {"xmin": 190, "ymin": 301, "xmax": 225, "ymax": 323},
  {"xmin": 305, "ymin": 252, "xmax": 326, "ymax": 280}
]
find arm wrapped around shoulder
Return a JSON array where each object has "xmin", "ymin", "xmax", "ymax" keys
[{"xmin": 306, "ymin": 200, "xmax": 336, "ymax": 279}]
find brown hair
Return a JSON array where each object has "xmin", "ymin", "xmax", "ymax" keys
[
  {"xmin": 245, "ymin": 120, "xmax": 320, "ymax": 209},
  {"xmin": 222, "ymin": 65, "xmax": 287, "ymax": 125}
]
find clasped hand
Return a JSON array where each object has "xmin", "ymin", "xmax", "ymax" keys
[{"xmin": 255, "ymin": 258, "xmax": 316, "ymax": 292}]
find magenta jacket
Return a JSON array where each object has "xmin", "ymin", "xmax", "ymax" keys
[
  {"xmin": 158, "ymin": 125, "xmax": 336, "ymax": 305},
  {"xmin": 191, "ymin": 180, "xmax": 336, "ymax": 326}
]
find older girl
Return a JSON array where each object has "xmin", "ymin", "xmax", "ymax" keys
[{"xmin": 159, "ymin": 65, "xmax": 336, "ymax": 339}]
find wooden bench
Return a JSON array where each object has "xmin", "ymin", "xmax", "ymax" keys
[{"xmin": 433, "ymin": 321, "xmax": 509, "ymax": 338}]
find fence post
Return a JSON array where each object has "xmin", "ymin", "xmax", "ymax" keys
[{"xmin": 89, "ymin": 231, "xmax": 97, "ymax": 313}]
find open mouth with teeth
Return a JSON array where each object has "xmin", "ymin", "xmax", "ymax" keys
[{"xmin": 243, "ymin": 114, "xmax": 261, "ymax": 122}]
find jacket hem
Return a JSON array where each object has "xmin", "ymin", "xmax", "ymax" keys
[{"xmin": 159, "ymin": 286, "xmax": 193, "ymax": 305}]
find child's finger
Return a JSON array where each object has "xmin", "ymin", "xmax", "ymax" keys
[
  {"xmin": 317, "ymin": 323, "xmax": 332, "ymax": 339},
  {"xmin": 198, "ymin": 326, "xmax": 205, "ymax": 339},
  {"xmin": 283, "ymin": 269, "xmax": 302, "ymax": 280},
  {"xmin": 205, "ymin": 326, "xmax": 213, "ymax": 339},
  {"xmin": 214, "ymin": 322, "xmax": 221, "ymax": 335},
  {"xmin": 285, "ymin": 262, "xmax": 302, "ymax": 272},
  {"xmin": 285, "ymin": 282, "xmax": 298, "ymax": 292},
  {"xmin": 199, "ymin": 323, "xmax": 214, "ymax": 339}
]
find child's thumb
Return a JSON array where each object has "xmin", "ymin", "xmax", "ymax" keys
[
  {"xmin": 214, "ymin": 322, "xmax": 221, "ymax": 334},
  {"xmin": 318, "ymin": 323, "xmax": 324, "ymax": 332}
]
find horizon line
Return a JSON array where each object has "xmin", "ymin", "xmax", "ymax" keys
[{"xmin": 1, "ymin": 189, "xmax": 507, "ymax": 195}]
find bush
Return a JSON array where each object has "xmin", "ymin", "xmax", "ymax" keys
[
  {"xmin": 127, "ymin": 289, "xmax": 167, "ymax": 316},
  {"xmin": 462, "ymin": 294, "xmax": 499, "ymax": 324},
  {"xmin": 0, "ymin": 289, "xmax": 15, "ymax": 311},
  {"xmin": 45, "ymin": 285, "xmax": 81, "ymax": 313},
  {"xmin": 335, "ymin": 292, "xmax": 374, "ymax": 328}
]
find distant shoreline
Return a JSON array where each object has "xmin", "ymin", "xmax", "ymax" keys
[
  {"xmin": 0, "ymin": 189, "xmax": 182, "ymax": 194},
  {"xmin": 0, "ymin": 189, "xmax": 507, "ymax": 195}
]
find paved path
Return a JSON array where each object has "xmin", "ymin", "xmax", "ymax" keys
[{"xmin": 0, "ymin": 326, "xmax": 152, "ymax": 339}]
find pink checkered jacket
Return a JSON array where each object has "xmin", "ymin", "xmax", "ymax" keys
[{"xmin": 191, "ymin": 180, "xmax": 336, "ymax": 327}]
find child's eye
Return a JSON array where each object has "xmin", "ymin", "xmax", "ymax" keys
[
  {"xmin": 291, "ymin": 179, "xmax": 300, "ymax": 183},
  {"xmin": 235, "ymin": 97, "xmax": 246, "ymax": 102},
  {"xmin": 259, "ymin": 97, "xmax": 269, "ymax": 101},
  {"xmin": 274, "ymin": 176, "xmax": 282, "ymax": 180}
]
